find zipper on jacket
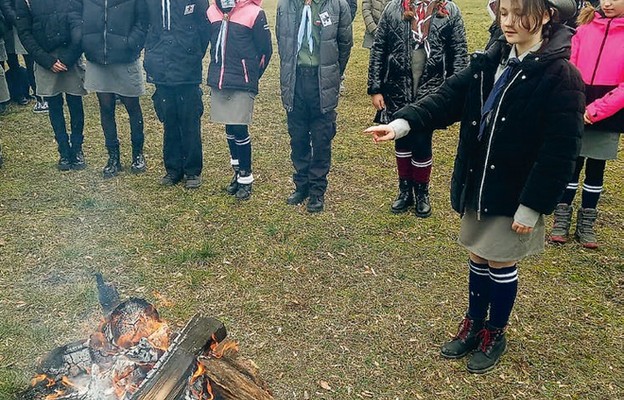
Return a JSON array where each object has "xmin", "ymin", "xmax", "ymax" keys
[
  {"xmin": 241, "ymin": 59, "xmax": 249, "ymax": 83},
  {"xmin": 589, "ymin": 19, "xmax": 612, "ymax": 85},
  {"xmin": 476, "ymin": 69, "xmax": 523, "ymax": 220},
  {"xmin": 104, "ymin": 0, "xmax": 108, "ymax": 62}
]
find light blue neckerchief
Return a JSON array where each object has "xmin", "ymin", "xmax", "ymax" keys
[
  {"xmin": 215, "ymin": 15, "xmax": 229, "ymax": 64},
  {"xmin": 296, "ymin": 1, "xmax": 314, "ymax": 53}
]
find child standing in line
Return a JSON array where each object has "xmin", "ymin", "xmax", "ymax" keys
[
  {"xmin": 367, "ymin": 0, "xmax": 467, "ymax": 217},
  {"xmin": 16, "ymin": 0, "xmax": 87, "ymax": 171},
  {"xmin": 550, "ymin": 0, "xmax": 624, "ymax": 249},
  {"xmin": 365, "ymin": 0, "xmax": 583, "ymax": 373},
  {"xmin": 207, "ymin": 0, "xmax": 272, "ymax": 200}
]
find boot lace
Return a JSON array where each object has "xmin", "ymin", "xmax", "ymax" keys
[
  {"xmin": 477, "ymin": 328, "xmax": 493, "ymax": 353},
  {"xmin": 454, "ymin": 318, "xmax": 472, "ymax": 340},
  {"xmin": 553, "ymin": 205, "xmax": 571, "ymax": 230}
]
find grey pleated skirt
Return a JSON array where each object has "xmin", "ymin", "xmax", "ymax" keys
[
  {"xmin": 34, "ymin": 57, "xmax": 87, "ymax": 97},
  {"xmin": 579, "ymin": 129, "xmax": 620, "ymax": 160},
  {"xmin": 210, "ymin": 88, "xmax": 255, "ymax": 125},
  {"xmin": 459, "ymin": 208, "xmax": 545, "ymax": 262},
  {"xmin": 84, "ymin": 59, "xmax": 145, "ymax": 97}
]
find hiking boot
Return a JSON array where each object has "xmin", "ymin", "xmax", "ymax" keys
[
  {"xmin": 130, "ymin": 153, "xmax": 147, "ymax": 174},
  {"xmin": 226, "ymin": 171, "xmax": 239, "ymax": 195},
  {"xmin": 467, "ymin": 325, "xmax": 507, "ymax": 374},
  {"xmin": 574, "ymin": 208, "xmax": 598, "ymax": 249},
  {"xmin": 160, "ymin": 173, "xmax": 182, "ymax": 186},
  {"xmin": 57, "ymin": 142, "xmax": 71, "ymax": 171},
  {"xmin": 441, "ymin": 316, "xmax": 485, "ymax": 359},
  {"xmin": 185, "ymin": 175, "xmax": 202, "ymax": 189},
  {"xmin": 33, "ymin": 100, "xmax": 49, "ymax": 114},
  {"xmin": 549, "ymin": 203, "xmax": 573, "ymax": 243},
  {"xmin": 102, "ymin": 147, "xmax": 122, "ymax": 178},
  {"xmin": 71, "ymin": 148, "xmax": 86, "ymax": 170},
  {"xmin": 391, "ymin": 179, "xmax": 414, "ymax": 214},
  {"xmin": 307, "ymin": 195, "xmax": 324, "ymax": 213},
  {"xmin": 414, "ymin": 183, "xmax": 432, "ymax": 218},
  {"xmin": 287, "ymin": 190, "xmax": 309, "ymax": 205}
]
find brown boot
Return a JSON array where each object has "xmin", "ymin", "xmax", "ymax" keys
[{"xmin": 574, "ymin": 208, "xmax": 598, "ymax": 249}]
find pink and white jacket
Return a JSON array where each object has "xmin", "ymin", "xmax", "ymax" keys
[{"xmin": 570, "ymin": 13, "xmax": 624, "ymax": 125}]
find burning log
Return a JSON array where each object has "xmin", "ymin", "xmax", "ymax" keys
[
  {"xmin": 130, "ymin": 315, "xmax": 226, "ymax": 400},
  {"xmin": 198, "ymin": 341, "xmax": 274, "ymax": 400}
]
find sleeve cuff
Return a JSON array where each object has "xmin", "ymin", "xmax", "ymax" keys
[
  {"xmin": 513, "ymin": 204, "xmax": 541, "ymax": 228},
  {"xmin": 388, "ymin": 118, "xmax": 410, "ymax": 140}
]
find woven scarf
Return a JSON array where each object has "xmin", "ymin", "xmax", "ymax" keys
[{"xmin": 403, "ymin": 0, "xmax": 447, "ymax": 56}]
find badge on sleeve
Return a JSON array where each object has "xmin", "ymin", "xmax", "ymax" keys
[
  {"xmin": 184, "ymin": 4, "xmax": 196, "ymax": 14},
  {"xmin": 319, "ymin": 11, "xmax": 332, "ymax": 26}
]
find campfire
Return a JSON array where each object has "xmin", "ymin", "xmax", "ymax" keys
[{"xmin": 21, "ymin": 274, "xmax": 273, "ymax": 400}]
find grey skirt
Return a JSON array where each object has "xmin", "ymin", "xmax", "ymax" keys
[
  {"xmin": 34, "ymin": 57, "xmax": 87, "ymax": 97},
  {"xmin": 84, "ymin": 59, "xmax": 145, "ymax": 97},
  {"xmin": 210, "ymin": 88, "xmax": 255, "ymax": 125},
  {"xmin": 459, "ymin": 208, "xmax": 545, "ymax": 262},
  {"xmin": 579, "ymin": 129, "xmax": 620, "ymax": 160},
  {"xmin": 0, "ymin": 39, "xmax": 6, "ymax": 61},
  {"xmin": 4, "ymin": 29, "xmax": 27, "ymax": 55},
  {"xmin": 0, "ymin": 67, "xmax": 9, "ymax": 103}
]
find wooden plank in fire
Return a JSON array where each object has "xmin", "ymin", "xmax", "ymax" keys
[{"xmin": 130, "ymin": 314, "xmax": 227, "ymax": 400}]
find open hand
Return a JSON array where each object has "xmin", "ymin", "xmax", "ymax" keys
[
  {"xmin": 584, "ymin": 110, "xmax": 593, "ymax": 124},
  {"xmin": 363, "ymin": 125, "xmax": 395, "ymax": 143}
]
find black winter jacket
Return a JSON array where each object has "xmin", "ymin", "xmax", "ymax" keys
[
  {"xmin": 393, "ymin": 25, "xmax": 584, "ymax": 217},
  {"xmin": 0, "ymin": 0, "xmax": 15, "ymax": 27},
  {"xmin": 144, "ymin": 0, "xmax": 210, "ymax": 85},
  {"xmin": 69, "ymin": 0, "xmax": 148, "ymax": 65},
  {"xmin": 368, "ymin": 0, "xmax": 468, "ymax": 116},
  {"xmin": 0, "ymin": 8, "xmax": 6, "ymax": 37},
  {"xmin": 15, "ymin": 0, "xmax": 82, "ymax": 70},
  {"xmin": 206, "ymin": 0, "xmax": 272, "ymax": 94}
]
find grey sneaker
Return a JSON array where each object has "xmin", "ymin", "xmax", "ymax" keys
[
  {"xmin": 185, "ymin": 175, "xmax": 202, "ymax": 189},
  {"xmin": 574, "ymin": 208, "xmax": 598, "ymax": 249},
  {"xmin": 549, "ymin": 203, "xmax": 573, "ymax": 243}
]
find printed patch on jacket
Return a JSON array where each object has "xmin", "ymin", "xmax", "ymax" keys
[
  {"xmin": 184, "ymin": 4, "xmax": 195, "ymax": 14},
  {"xmin": 319, "ymin": 12, "xmax": 332, "ymax": 26}
]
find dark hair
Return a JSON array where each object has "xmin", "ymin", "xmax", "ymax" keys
[{"xmin": 495, "ymin": 0, "xmax": 551, "ymax": 34}]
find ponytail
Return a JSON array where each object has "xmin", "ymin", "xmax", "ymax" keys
[{"xmin": 576, "ymin": 3, "xmax": 595, "ymax": 25}]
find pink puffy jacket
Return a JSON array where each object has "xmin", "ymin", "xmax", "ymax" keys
[{"xmin": 570, "ymin": 13, "xmax": 624, "ymax": 124}]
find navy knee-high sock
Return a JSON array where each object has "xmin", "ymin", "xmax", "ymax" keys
[
  {"xmin": 488, "ymin": 265, "xmax": 518, "ymax": 329},
  {"xmin": 467, "ymin": 259, "xmax": 490, "ymax": 321}
]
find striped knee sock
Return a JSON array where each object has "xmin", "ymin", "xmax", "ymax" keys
[
  {"xmin": 488, "ymin": 265, "xmax": 518, "ymax": 329},
  {"xmin": 467, "ymin": 259, "xmax": 490, "ymax": 320},
  {"xmin": 396, "ymin": 150, "xmax": 413, "ymax": 180},
  {"xmin": 581, "ymin": 183, "xmax": 602, "ymax": 209},
  {"xmin": 411, "ymin": 157, "xmax": 432, "ymax": 184}
]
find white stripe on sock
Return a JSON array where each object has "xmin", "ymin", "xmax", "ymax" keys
[
  {"xmin": 582, "ymin": 184, "xmax": 603, "ymax": 193},
  {"xmin": 490, "ymin": 276, "xmax": 518, "ymax": 284},
  {"xmin": 411, "ymin": 159, "xmax": 433, "ymax": 168},
  {"xmin": 490, "ymin": 270, "xmax": 518, "ymax": 279},
  {"xmin": 230, "ymin": 159, "xmax": 239, "ymax": 166},
  {"xmin": 395, "ymin": 151, "xmax": 412, "ymax": 158},
  {"xmin": 566, "ymin": 182, "xmax": 579, "ymax": 190},
  {"xmin": 236, "ymin": 138, "xmax": 251, "ymax": 146}
]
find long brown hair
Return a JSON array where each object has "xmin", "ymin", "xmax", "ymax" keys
[{"xmin": 495, "ymin": 0, "xmax": 551, "ymax": 34}]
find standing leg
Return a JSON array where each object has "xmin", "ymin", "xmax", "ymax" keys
[
  {"xmin": 228, "ymin": 124, "xmax": 253, "ymax": 200},
  {"xmin": 225, "ymin": 125, "xmax": 240, "ymax": 195},
  {"xmin": 575, "ymin": 157, "xmax": 605, "ymax": 248},
  {"xmin": 411, "ymin": 129, "xmax": 434, "ymax": 218},
  {"xmin": 550, "ymin": 157, "xmax": 584, "ymax": 243},
  {"xmin": 392, "ymin": 136, "xmax": 415, "ymax": 214},
  {"xmin": 24, "ymin": 55, "xmax": 46, "ymax": 112},
  {"xmin": 119, "ymin": 95, "xmax": 146, "ymax": 173},
  {"xmin": 154, "ymin": 85, "xmax": 182, "ymax": 185},
  {"xmin": 46, "ymin": 93, "xmax": 71, "ymax": 170},
  {"xmin": 178, "ymin": 85, "xmax": 203, "ymax": 189},
  {"xmin": 66, "ymin": 94, "xmax": 86, "ymax": 169},
  {"xmin": 97, "ymin": 92, "xmax": 122, "ymax": 178},
  {"xmin": 286, "ymin": 71, "xmax": 312, "ymax": 205}
]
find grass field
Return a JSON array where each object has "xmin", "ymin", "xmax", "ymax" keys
[{"xmin": 0, "ymin": 0, "xmax": 623, "ymax": 398}]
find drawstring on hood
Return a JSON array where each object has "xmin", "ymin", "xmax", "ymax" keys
[{"xmin": 162, "ymin": 0, "xmax": 171, "ymax": 30}]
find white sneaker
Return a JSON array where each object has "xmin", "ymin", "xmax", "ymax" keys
[{"xmin": 33, "ymin": 100, "xmax": 49, "ymax": 114}]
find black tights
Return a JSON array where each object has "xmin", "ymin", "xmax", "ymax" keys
[
  {"xmin": 560, "ymin": 156, "xmax": 606, "ymax": 209},
  {"xmin": 96, "ymin": 92, "xmax": 144, "ymax": 154},
  {"xmin": 5, "ymin": 53, "xmax": 39, "ymax": 101},
  {"xmin": 46, "ymin": 93, "xmax": 84, "ymax": 151}
]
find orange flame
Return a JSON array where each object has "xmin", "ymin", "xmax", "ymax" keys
[
  {"xmin": 115, "ymin": 315, "xmax": 170, "ymax": 350},
  {"xmin": 210, "ymin": 339, "xmax": 239, "ymax": 359},
  {"xmin": 44, "ymin": 389, "xmax": 65, "ymax": 400}
]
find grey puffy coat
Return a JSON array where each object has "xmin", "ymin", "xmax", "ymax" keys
[
  {"xmin": 362, "ymin": 0, "xmax": 387, "ymax": 35},
  {"xmin": 276, "ymin": 0, "xmax": 353, "ymax": 114}
]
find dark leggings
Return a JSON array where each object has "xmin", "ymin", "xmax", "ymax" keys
[
  {"xmin": 46, "ymin": 93, "xmax": 84, "ymax": 149},
  {"xmin": 96, "ymin": 92, "xmax": 144, "ymax": 153},
  {"xmin": 6, "ymin": 53, "xmax": 39, "ymax": 100}
]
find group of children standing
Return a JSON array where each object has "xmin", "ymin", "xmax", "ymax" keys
[
  {"xmin": 366, "ymin": 0, "xmax": 623, "ymax": 374},
  {"xmin": 0, "ymin": 0, "xmax": 353, "ymax": 209}
]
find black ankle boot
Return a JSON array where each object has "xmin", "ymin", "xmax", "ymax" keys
[
  {"xmin": 226, "ymin": 169, "xmax": 239, "ymax": 195},
  {"xmin": 102, "ymin": 147, "xmax": 122, "ymax": 178},
  {"xmin": 235, "ymin": 170, "xmax": 253, "ymax": 200},
  {"xmin": 414, "ymin": 183, "xmax": 432, "ymax": 218},
  {"xmin": 440, "ymin": 316, "xmax": 485, "ymax": 359},
  {"xmin": 57, "ymin": 142, "xmax": 71, "ymax": 171},
  {"xmin": 391, "ymin": 179, "xmax": 414, "ymax": 214},
  {"xmin": 71, "ymin": 145, "xmax": 86, "ymax": 170},
  {"xmin": 130, "ymin": 151, "xmax": 146, "ymax": 174},
  {"xmin": 467, "ymin": 324, "xmax": 507, "ymax": 374}
]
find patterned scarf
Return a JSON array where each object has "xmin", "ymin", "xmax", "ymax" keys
[{"xmin": 402, "ymin": 0, "xmax": 448, "ymax": 56}]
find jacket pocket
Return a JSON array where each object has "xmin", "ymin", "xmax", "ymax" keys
[{"xmin": 241, "ymin": 59, "xmax": 249, "ymax": 83}]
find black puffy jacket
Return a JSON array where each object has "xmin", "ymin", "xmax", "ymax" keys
[
  {"xmin": 144, "ymin": 0, "xmax": 210, "ymax": 85},
  {"xmin": 367, "ymin": 0, "xmax": 468, "ymax": 116},
  {"xmin": 393, "ymin": 25, "xmax": 584, "ymax": 217},
  {"xmin": 0, "ymin": 8, "xmax": 6, "ymax": 37},
  {"xmin": 15, "ymin": 0, "xmax": 82, "ymax": 70},
  {"xmin": 0, "ymin": 0, "xmax": 15, "ymax": 27},
  {"xmin": 69, "ymin": 0, "xmax": 148, "ymax": 65},
  {"xmin": 206, "ymin": 0, "xmax": 272, "ymax": 94}
]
